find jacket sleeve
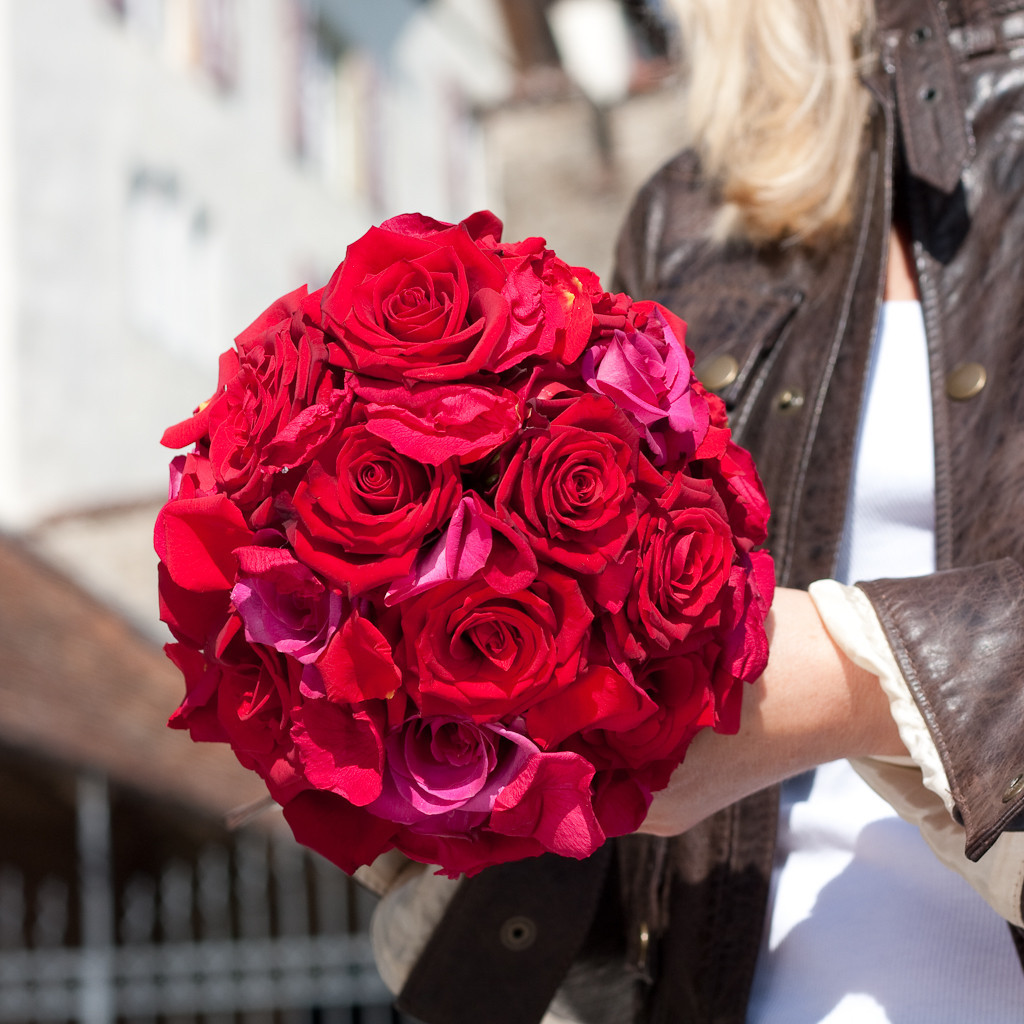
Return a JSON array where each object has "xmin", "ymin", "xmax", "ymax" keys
[{"xmin": 857, "ymin": 560, "xmax": 1024, "ymax": 864}]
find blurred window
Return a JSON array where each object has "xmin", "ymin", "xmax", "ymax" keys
[
  {"xmin": 103, "ymin": 0, "xmax": 239, "ymax": 92},
  {"xmin": 124, "ymin": 168, "xmax": 225, "ymax": 367},
  {"xmin": 290, "ymin": 3, "xmax": 383, "ymax": 206}
]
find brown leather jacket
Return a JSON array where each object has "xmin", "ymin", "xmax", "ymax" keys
[{"xmin": 396, "ymin": 2, "xmax": 1024, "ymax": 1021}]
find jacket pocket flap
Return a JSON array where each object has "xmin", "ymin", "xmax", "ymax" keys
[{"xmin": 690, "ymin": 287, "xmax": 803, "ymax": 408}]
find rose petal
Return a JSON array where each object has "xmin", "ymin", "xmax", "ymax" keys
[
  {"xmin": 489, "ymin": 753, "xmax": 604, "ymax": 860},
  {"xmin": 283, "ymin": 789, "xmax": 398, "ymax": 874},
  {"xmin": 155, "ymin": 494, "xmax": 255, "ymax": 592}
]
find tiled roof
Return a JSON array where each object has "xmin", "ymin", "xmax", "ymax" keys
[{"xmin": 0, "ymin": 533, "xmax": 269, "ymax": 824}]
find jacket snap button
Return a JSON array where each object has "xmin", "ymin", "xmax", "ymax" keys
[
  {"xmin": 499, "ymin": 915, "xmax": 537, "ymax": 951},
  {"xmin": 695, "ymin": 353, "xmax": 740, "ymax": 392},
  {"xmin": 1002, "ymin": 774, "xmax": 1024, "ymax": 804},
  {"xmin": 775, "ymin": 387, "xmax": 805, "ymax": 414},
  {"xmin": 946, "ymin": 362, "xmax": 987, "ymax": 401}
]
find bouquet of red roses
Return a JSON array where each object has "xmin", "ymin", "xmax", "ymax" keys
[{"xmin": 156, "ymin": 210, "xmax": 773, "ymax": 878}]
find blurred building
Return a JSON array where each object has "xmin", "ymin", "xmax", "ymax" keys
[
  {"xmin": 0, "ymin": 1, "xmax": 688, "ymax": 1020},
  {"xmin": 0, "ymin": 0, "xmax": 510, "ymax": 532}
]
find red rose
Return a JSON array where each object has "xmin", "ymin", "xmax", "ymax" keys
[
  {"xmin": 493, "ymin": 237, "xmax": 593, "ymax": 370},
  {"xmin": 289, "ymin": 423, "xmax": 460, "ymax": 595},
  {"xmin": 162, "ymin": 286, "xmax": 333, "ymax": 511},
  {"xmin": 216, "ymin": 647, "xmax": 308, "ymax": 804},
  {"xmin": 379, "ymin": 209, "xmax": 504, "ymax": 246},
  {"xmin": 589, "ymin": 770, "xmax": 652, "ymax": 838},
  {"xmin": 629, "ymin": 472, "xmax": 736, "ymax": 650},
  {"xmin": 158, "ymin": 562, "xmax": 232, "ymax": 648},
  {"xmin": 720, "ymin": 550, "xmax": 775, "ymax": 686},
  {"xmin": 524, "ymin": 663, "xmax": 653, "ymax": 750},
  {"xmin": 166, "ymin": 639, "xmax": 307, "ymax": 805},
  {"xmin": 260, "ymin": 386, "xmax": 354, "ymax": 474},
  {"xmin": 697, "ymin": 438, "xmax": 772, "ymax": 551},
  {"xmin": 400, "ymin": 568, "xmax": 591, "ymax": 722},
  {"xmin": 598, "ymin": 650, "xmax": 718, "ymax": 781},
  {"xmin": 496, "ymin": 394, "xmax": 640, "ymax": 583},
  {"xmin": 313, "ymin": 605, "xmax": 403, "ymax": 704},
  {"xmin": 321, "ymin": 223, "xmax": 510, "ymax": 382},
  {"xmin": 353, "ymin": 379, "xmax": 523, "ymax": 465},
  {"xmin": 165, "ymin": 642, "xmax": 230, "ymax": 743}
]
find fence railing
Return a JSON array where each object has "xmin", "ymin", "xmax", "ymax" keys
[
  {"xmin": 0, "ymin": 776, "xmax": 399, "ymax": 1023},
  {"xmin": 0, "ymin": 934, "xmax": 389, "ymax": 1021}
]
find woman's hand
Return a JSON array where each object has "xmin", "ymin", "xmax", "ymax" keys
[{"xmin": 639, "ymin": 586, "xmax": 906, "ymax": 837}]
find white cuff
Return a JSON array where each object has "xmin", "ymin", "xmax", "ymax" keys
[{"xmin": 808, "ymin": 578, "xmax": 952, "ymax": 810}]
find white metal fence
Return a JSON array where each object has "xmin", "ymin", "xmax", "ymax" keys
[{"xmin": 0, "ymin": 776, "xmax": 401, "ymax": 1024}]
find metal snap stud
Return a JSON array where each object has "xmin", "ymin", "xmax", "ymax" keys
[
  {"xmin": 919, "ymin": 85, "xmax": 939, "ymax": 103},
  {"xmin": 945, "ymin": 362, "xmax": 987, "ymax": 401},
  {"xmin": 1002, "ymin": 774, "xmax": 1024, "ymax": 804},
  {"xmin": 775, "ymin": 388, "xmax": 805, "ymax": 414},
  {"xmin": 635, "ymin": 921, "xmax": 651, "ymax": 975},
  {"xmin": 499, "ymin": 915, "xmax": 537, "ymax": 951},
  {"xmin": 695, "ymin": 353, "xmax": 740, "ymax": 393},
  {"xmin": 909, "ymin": 25, "xmax": 933, "ymax": 43}
]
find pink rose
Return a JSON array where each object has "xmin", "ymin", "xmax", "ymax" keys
[
  {"xmin": 583, "ymin": 302, "xmax": 709, "ymax": 465},
  {"xmin": 231, "ymin": 546, "xmax": 344, "ymax": 664},
  {"xmin": 386, "ymin": 493, "xmax": 538, "ymax": 604},
  {"xmin": 369, "ymin": 717, "xmax": 535, "ymax": 827}
]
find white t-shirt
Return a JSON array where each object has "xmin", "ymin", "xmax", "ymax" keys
[{"xmin": 746, "ymin": 301, "xmax": 1024, "ymax": 1022}]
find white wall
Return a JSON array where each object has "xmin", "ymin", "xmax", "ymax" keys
[{"xmin": 0, "ymin": 0, "xmax": 17, "ymax": 520}]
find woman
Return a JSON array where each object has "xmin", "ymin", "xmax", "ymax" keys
[{"xmin": 371, "ymin": 1, "xmax": 1024, "ymax": 1020}]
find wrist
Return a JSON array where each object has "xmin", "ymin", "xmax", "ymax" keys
[{"xmin": 639, "ymin": 587, "xmax": 904, "ymax": 837}]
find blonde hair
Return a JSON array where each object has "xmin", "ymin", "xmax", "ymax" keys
[{"xmin": 664, "ymin": 0, "xmax": 875, "ymax": 244}]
